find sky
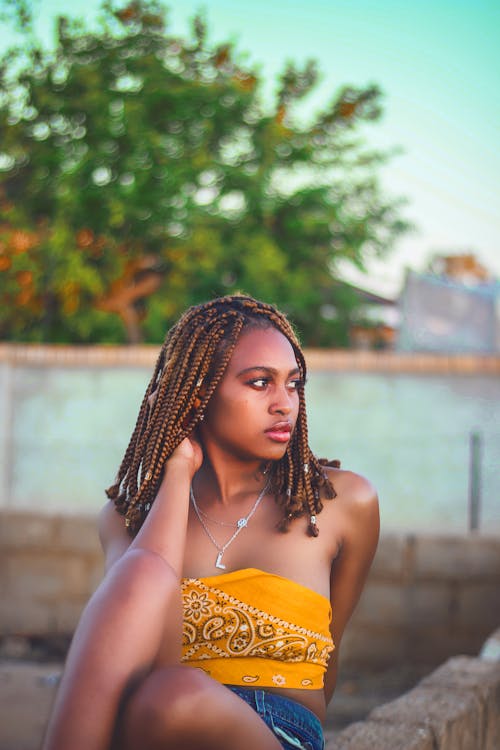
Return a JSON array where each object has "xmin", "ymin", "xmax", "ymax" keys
[{"xmin": 1, "ymin": 0, "xmax": 499, "ymax": 297}]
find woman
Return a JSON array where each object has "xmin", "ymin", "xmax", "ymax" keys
[{"xmin": 43, "ymin": 294, "xmax": 379, "ymax": 750}]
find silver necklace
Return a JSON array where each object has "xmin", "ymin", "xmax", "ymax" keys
[
  {"xmin": 190, "ymin": 482, "xmax": 269, "ymax": 570},
  {"xmin": 195, "ymin": 504, "xmax": 240, "ymax": 528}
]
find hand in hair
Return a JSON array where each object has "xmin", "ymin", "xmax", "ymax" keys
[{"xmin": 168, "ymin": 436, "xmax": 203, "ymax": 477}]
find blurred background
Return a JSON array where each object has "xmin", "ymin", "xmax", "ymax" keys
[
  {"xmin": 0, "ymin": 0, "xmax": 498, "ymax": 531},
  {"xmin": 0, "ymin": 4, "xmax": 499, "ymax": 748}
]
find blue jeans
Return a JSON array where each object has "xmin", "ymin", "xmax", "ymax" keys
[{"xmin": 227, "ymin": 686, "xmax": 325, "ymax": 750}]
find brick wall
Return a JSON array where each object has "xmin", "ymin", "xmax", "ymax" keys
[{"xmin": 1, "ymin": 511, "xmax": 499, "ymax": 670}]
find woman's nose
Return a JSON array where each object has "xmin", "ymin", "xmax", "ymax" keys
[{"xmin": 269, "ymin": 388, "xmax": 293, "ymax": 415}]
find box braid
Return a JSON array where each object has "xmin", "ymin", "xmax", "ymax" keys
[{"xmin": 106, "ymin": 294, "xmax": 337, "ymax": 536}]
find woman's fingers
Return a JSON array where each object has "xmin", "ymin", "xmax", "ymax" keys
[{"xmin": 168, "ymin": 437, "xmax": 203, "ymax": 475}]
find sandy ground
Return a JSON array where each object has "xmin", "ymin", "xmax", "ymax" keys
[{"xmin": 0, "ymin": 658, "xmax": 429, "ymax": 750}]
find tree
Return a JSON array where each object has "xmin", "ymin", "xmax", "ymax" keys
[{"xmin": 0, "ymin": 1, "xmax": 408, "ymax": 344}]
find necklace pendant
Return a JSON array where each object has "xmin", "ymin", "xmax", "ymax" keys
[
  {"xmin": 215, "ymin": 552, "xmax": 226, "ymax": 570},
  {"xmin": 237, "ymin": 517, "xmax": 247, "ymax": 528}
]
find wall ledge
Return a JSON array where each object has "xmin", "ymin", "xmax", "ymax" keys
[
  {"xmin": 1, "ymin": 343, "xmax": 499, "ymax": 373},
  {"xmin": 329, "ymin": 631, "xmax": 500, "ymax": 749}
]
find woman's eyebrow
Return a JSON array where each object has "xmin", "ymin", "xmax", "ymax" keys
[{"xmin": 236, "ymin": 366, "xmax": 301, "ymax": 377}]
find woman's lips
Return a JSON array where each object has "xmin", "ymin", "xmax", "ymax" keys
[{"xmin": 265, "ymin": 422, "xmax": 292, "ymax": 443}]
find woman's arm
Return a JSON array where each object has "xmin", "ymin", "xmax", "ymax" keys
[
  {"xmin": 323, "ymin": 471, "xmax": 380, "ymax": 704},
  {"xmin": 99, "ymin": 436, "xmax": 203, "ymax": 573},
  {"xmin": 42, "ymin": 438, "xmax": 201, "ymax": 750}
]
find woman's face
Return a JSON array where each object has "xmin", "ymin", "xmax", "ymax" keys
[{"xmin": 200, "ymin": 326, "xmax": 302, "ymax": 463}]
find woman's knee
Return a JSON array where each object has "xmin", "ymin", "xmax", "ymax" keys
[{"xmin": 122, "ymin": 666, "xmax": 213, "ymax": 745}]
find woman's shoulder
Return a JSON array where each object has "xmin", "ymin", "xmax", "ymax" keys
[
  {"xmin": 98, "ymin": 500, "xmax": 130, "ymax": 562},
  {"xmin": 324, "ymin": 464, "xmax": 378, "ymax": 505},
  {"xmin": 321, "ymin": 465, "xmax": 379, "ymax": 536},
  {"xmin": 321, "ymin": 466, "xmax": 379, "ymax": 567}
]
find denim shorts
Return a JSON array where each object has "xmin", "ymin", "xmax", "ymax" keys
[{"xmin": 228, "ymin": 686, "xmax": 325, "ymax": 750}]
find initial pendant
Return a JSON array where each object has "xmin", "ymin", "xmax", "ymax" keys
[{"xmin": 215, "ymin": 551, "xmax": 226, "ymax": 570}]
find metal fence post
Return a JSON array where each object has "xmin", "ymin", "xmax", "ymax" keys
[{"xmin": 468, "ymin": 431, "xmax": 482, "ymax": 532}]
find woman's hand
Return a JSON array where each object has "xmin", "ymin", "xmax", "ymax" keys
[
  {"xmin": 168, "ymin": 436, "xmax": 203, "ymax": 477},
  {"xmin": 127, "ymin": 435, "xmax": 203, "ymax": 574}
]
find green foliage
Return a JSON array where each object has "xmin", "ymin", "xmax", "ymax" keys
[{"xmin": 0, "ymin": 1, "xmax": 409, "ymax": 344}]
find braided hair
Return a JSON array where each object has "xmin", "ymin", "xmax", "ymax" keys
[{"xmin": 106, "ymin": 294, "xmax": 337, "ymax": 535}]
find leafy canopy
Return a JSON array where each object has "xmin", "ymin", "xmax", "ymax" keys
[{"xmin": 0, "ymin": 1, "xmax": 408, "ymax": 344}]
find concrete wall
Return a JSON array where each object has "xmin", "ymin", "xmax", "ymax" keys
[
  {"xmin": 2, "ymin": 343, "xmax": 500, "ymax": 532},
  {"xmin": 0, "ymin": 512, "xmax": 102, "ymax": 637},
  {"xmin": 1, "ymin": 511, "xmax": 499, "ymax": 670},
  {"xmin": 343, "ymin": 532, "xmax": 500, "ymax": 667},
  {"xmin": 3, "ymin": 343, "xmax": 500, "ymax": 372},
  {"xmin": 328, "ymin": 632, "xmax": 500, "ymax": 750}
]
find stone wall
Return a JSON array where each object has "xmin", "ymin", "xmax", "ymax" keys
[
  {"xmin": 328, "ymin": 632, "xmax": 500, "ymax": 749},
  {"xmin": 342, "ymin": 532, "xmax": 500, "ymax": 667},
  {"xmin": 1, "ymin": 511, "xmax": 499, "ymax": 670},
  {"xmin": 0, "ymin": 512, "xmax": 102, "ymax": 637}
]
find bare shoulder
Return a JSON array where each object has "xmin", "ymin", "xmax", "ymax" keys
[
  {"xmin": 329, "ymin": 466, "xmax": 377, "ymax": 504},
  {"xmin": 98, "ymin": 499, "xmax": 125, "ymax": 544},
  {"xmin": 323, "ymin": 466, "xmax": 379, "ymax": 536},
  {"xmin": 98, "ymin": 500, "xmax": 130, "ymax": 568}
]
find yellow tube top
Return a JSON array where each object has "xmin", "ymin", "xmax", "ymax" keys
[{"xmin": 180, "ymin": 568, "xmax": 334, "ymax": 690}]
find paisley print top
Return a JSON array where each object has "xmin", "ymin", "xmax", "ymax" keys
[{"xmin": 180, "ymin": 568, "xmax": 334, "ymax": 690}]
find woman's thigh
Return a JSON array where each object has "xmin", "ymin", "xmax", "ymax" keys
[{"xmin": 118, "ymin": 666, "xmax": 283, "ymax": 750}]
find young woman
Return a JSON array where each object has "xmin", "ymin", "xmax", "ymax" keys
[{"xmin": 42, "ymin": 294, "xmax": 379, "ymax": 750}]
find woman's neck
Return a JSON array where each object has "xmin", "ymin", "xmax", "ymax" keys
[{"xmin": 193, "ymin": 449, "xmax": 268, "ymax": 508}]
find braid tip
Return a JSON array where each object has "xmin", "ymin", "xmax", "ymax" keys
[
  {"xmin": 308, "ymin": 515, "xmax": 319, "ymax": 537},
  {"xmin": 106, "ymin": 484, "xmax": 119, "ymax": 500},
  {"xmin": 277, "ymin": 513, "xmax": 293, "ymax": 533}
]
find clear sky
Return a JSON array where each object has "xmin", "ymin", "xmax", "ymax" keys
[{"xmin": 2, "ymin": 0, "xmax": 499, "ymax": 296}]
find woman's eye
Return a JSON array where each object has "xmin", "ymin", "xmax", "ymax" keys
[
  {"xmin": 249, "ymin": 378, "xmax": 268, "ymax": 388},
  {"xmin": 246, "ymin": 377, "xmax": 303, "ymax": 390}
]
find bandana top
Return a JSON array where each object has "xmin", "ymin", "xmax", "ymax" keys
[{"xmin": 181, "ymin": 568, "xmax": 334, "ymax": 690}]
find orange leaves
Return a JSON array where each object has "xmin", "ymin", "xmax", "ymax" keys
[
  {"xmin": 232, "ymin": 72, "xmax": 257, "ymax": 92},
  {"xmin": 338, "ymin": 100, "xmax": 358, "ymax": 119},
  {"xmin": 12, "ymin": 270, "xmax": 35, "ymax": 307},
  {"xmin": 214, "ymin": 45, "xmax": 230, "ymax": 68},
  {"xmin": 115, "ymin": 2, "xmax": 163, "ymax": 28},
  {"xmin": 276, "ymin": 105, "xmax": 287, "ymax": 125},
  {"xmin": 16, "ymin": 270, "xmax": 33, "ymax": 286},
  {"xmin": 76, "ymin": 228, "xmax": 107, "ymax": 258},
  {"xmin": 16, "ymin": 288, "xmax": 33, "ymax": 306},
  {"xmin": 76, "ymin": 228, "xmax": 94, "ymax": 248},
  {"xmin": 0, "ymin": 228, "xmax": 38, "ymax": 274},
  {"xmin": 115, "ymin": 3, "xmax": 138, "ymax": 23},
  {"xmin": 10, "ymin": 229, "xmax": 38, "ymax": 254}
]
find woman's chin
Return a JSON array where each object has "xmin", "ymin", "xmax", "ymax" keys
[{"xmin": 259, "ymin": 443, "xmax": 289, "ymax": 462}]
